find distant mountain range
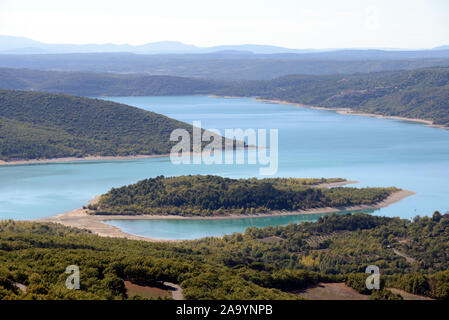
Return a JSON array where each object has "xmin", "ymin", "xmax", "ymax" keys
[
  {"xmin": 1, "ymin": 35, "xmax": 448, "ymax": 56},
  {"xmin": 0, "ymin": 35, "xmax": 318, "ymax": 55}
]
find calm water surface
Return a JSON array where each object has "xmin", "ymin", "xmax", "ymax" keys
[
  {"xmin": 106, "ymin": 210, "xmax": 372, "ymax": 240},
  {"xmin": 1, "ymin": 96, "xmax": 448, "ymax": 239}
]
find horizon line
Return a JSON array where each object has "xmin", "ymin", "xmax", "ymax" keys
[{"xmin": 0, "ymin": 34, "xmax": 447, "ymax": 52}]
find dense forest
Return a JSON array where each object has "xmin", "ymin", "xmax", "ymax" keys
[
  {"xmin": 0, "ymin": 90, "xmax": 226, "ymax": 161},
  {"xmin": 91, "ymin": 175, "xmax": 397, "ymax": 216},
  {"xmin": 0, "ymin": 212, "xmax": 448, "ymax": 300}
]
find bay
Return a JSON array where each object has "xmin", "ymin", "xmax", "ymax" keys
[{"xmin": 1, "ymin": 95, "xmax": 448, "ymax": 238}]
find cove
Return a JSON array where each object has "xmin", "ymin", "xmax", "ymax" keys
[{"xmin": 105, "ymin": 210, "xmax": 373, "ymax": 240}]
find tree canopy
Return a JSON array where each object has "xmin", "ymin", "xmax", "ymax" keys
[
  {"xmin": 0, "ymin": 89, "xmax": 195, "ymax": 160},
  {"xmin": 0, "ymin": 212, "xmax": 448, "ymax": 300},
  {"xmin": 92, "ymin": 175, "xmax": 397, "ymax": 216}
]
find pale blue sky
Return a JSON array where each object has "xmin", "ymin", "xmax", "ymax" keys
[{"xmin": 0, "ymin": 0, "xmax": 448, "ymax": 49}]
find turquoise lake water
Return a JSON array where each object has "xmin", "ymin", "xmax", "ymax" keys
[
  {"xmin": 1, "ymin": 96, "xmax": 449, "ymax": 239},
  {"xmin": 106, "ymin": 210, "xmax": 373, "ymax": 240}
]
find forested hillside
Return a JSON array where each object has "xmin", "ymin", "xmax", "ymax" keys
[
  {"xmin": 92, "ymin": 175, "xmax": 397, "ymax": 216},
  {"xmin": 0, "ymin": 213, "xmax": 448, "ymax": 300},
  {"xmin": 217, "ymin": 67, "xmax": 449, "ymax": 126},
  {"xmin": 0, "ymin": 68, "xmax": 224, "ymax": 96},
  {"xmin": 0, "ymin": 90, "xmax": 197, "ymax": 161},
  {"xmin": 1, "ymin": 67, "xmax": 448, "ymax": 127}
]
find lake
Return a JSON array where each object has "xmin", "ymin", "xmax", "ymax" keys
[{"xmin": 1, "ymin": 96, "xmax": 448, "ymax": 239}]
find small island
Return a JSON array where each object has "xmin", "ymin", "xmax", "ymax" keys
[{"xmin": 88, "ymin": 175, "xmax": 401, "ymax": 217}]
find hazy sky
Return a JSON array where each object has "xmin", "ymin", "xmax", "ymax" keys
[{"xmin": 0, "ymin": 0, "xmax": 448, "ymax": 49}]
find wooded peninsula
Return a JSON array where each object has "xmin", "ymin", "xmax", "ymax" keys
[{"xmin": 89, "ymin": 175, "xmax": 398, "ymax": 216}]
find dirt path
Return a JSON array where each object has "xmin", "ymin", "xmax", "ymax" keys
[
  {"xmin": 387, "ymin": 288, "xmax": 433, "ymax": 300},
  {"xmin": 164, "ymin": 282, "xmax": 184, "ymax": 300},
  {"xmin": 14, "ymin": 282, "xmax": 27, "ymax": 293},
  {"xmin": 392, "ymin": 248, "xmax": 416, "ymax": 264}
]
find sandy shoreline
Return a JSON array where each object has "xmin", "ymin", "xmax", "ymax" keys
[
  {"xmin": 36, "ymin": 189, "xmax": 415, "ymax": 242},
  {"xmin": 254, "ymin": 98, "xmax": 449, "ymax": 129},
  {"xmin": 0, "ymin": 154, "xmax": 172, "ymax": 166},
  {"xmin": 210, "ymin": 95, "xmax": 448, "ymax": 130},
  {"xmin": 0, "ymin": 147, "xmax": 254, "ymax": 167}
]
